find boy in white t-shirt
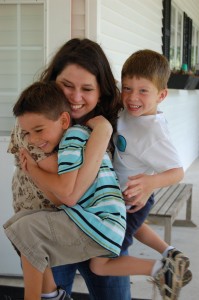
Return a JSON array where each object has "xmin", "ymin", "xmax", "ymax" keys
[{"xmin": 113, "ymin": 49, "xmax": 192, "ymax": 295}]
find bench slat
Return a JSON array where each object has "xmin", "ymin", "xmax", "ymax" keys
[
  {"xmin": 166, "ymin": 184, "xmax": 192, "ymax": 217},
  {"xmin": 148, "ymin": 183, "xmax": 194, "ymax": 243},
  {"xmin": 156, "ymin": 184, "xmax": 187, "ymax": 216},
  {"xmin": 150, "ymin": 184, "xmax": 184, "ymax": 215}
]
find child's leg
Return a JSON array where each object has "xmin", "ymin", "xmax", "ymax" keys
[
  {"xmin": 42, "ymin": 267, "xmax": 57, "ymax": 293},
  {"xmin": 21, "ymin": 254, "xmax": 43, "ymax": 300},
  {"xmin": 90, "ymin": 256, "xmax": 155, "ymax": 276},
  {"xmin": 90, "ymin": 256, "xmax": 190, "ymax": 299},
  {"xmin": 134, "ymin": 223, "xmax": 169, "ymax": 254},
  {"xmin": 21, "ymin": 254, "xmax": 57, "ymax": 300}
]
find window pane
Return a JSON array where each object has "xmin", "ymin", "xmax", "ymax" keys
[
  {"xmin": 170, "ymin": 6, "xmax": 175, "ymax": 69},
  {"xmin": 0, "ymin": 5, "xmax": 17, "ymax": 46},
  {"xmin": 0, "ymin": 50, "xmax": 18, "ymax": 93},
  {"xmin": 176, "ymin": 12, "xmax": 182, "ymax": 70},
  {"xmin": 169, "ymin": 5, "xmax": 183, "ymax": 70},
  {"xmin": 0, "ymin": 3, "xmax": 44, "ymax": 132},
  {"xmin": 21, "ymin": 49, "xmax": 44, "ymax": 89},
  {"xmin": 21, "ymin": 4, "xmax": 44, "ymax": 46},
  {"xmin": 176, "ymin": 33, "xmax": 181, "ymax": 69},
  {"xmin": 196, "ymin": 31, "xmax": 199, "ymax": 64}
]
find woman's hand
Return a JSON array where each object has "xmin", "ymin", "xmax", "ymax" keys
[{"xmin": 86, "ymin": 116, "xmax": 113, "ymax": 136}]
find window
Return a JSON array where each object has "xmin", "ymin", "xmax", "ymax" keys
[
  {"xmin": 162, "ymin": 0, "xmax": 199, "ymax": 73},
  {"xmin": 183, "ymin": 13, "xmax": 192, "ymax": 70},
  {"xmin": 191, "ymin": 25, "xmax": 199, "ymax": 70},
  {"xmin": 169, "ymin": 3, "xmax": 183, "ymax": 70},
  {"xmin": 0, "ymin": 1, "xmax": 45, "ymax": 132}
]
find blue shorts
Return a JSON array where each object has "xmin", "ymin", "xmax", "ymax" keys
[{"xmin": 122, "ymin": 194, "xmax": 155, "ymax": 251}]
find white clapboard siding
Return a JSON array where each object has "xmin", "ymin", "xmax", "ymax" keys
[
  {"xmin": 159, "ymin": 90, "xmax": 199, "ymax": 170},
  {"xmin": 99, "ymin": 0, "xmax": 163, "ymax": 80},
  {"xmin": 71, "ymin": 0, "xmax": 86, "ymax": 38}
]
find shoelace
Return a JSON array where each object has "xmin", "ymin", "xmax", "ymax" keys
[{"xmin": 147, "ymin": 277, "xmax": 158, "ymax": 300}]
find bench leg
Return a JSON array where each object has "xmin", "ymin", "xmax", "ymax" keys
[
  {"xmin": 186, "ymin": 195, "xmax": 192, "ymax": 222},
  {"xmin": 164, "ymin": 218, "xmax": 172, "ymax": 244},
  {"xmin": 173, "ymin": 194, "xmax": 197, "ymax": 227}
]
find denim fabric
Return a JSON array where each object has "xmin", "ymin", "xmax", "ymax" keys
[
  {"xmin": 122, "ymin": 194, "xmax": 155, "ymax": 251},
  {"xmin": 52, "ymin": 249, "xmax": 131, "ymax": 300},
  {"xmin": 52, "ymin": 264, "xmax": 77, "ymax": 295}
]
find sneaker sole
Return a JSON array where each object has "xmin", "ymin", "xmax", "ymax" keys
[
  {"xmin": 157, "ymin": 258, "xmax": 187, "ymax": 300},
  {"xmin": 170, "ymin": 257, "xmax": 189, "ymax": 300},
  {"xmin": 182, "ymin": 269, "xmax": 192, "ymax": 287}
]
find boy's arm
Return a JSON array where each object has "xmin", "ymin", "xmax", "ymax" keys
[
  {"xmin": 20, "ymin": 116, "xmax": 113, "ymax": 207},
  {"xmin": 123, "ymin": 167, "xmax": 184, "ymax": 213}
]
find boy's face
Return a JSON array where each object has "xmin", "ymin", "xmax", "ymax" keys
[
  {"xmin": 121, "ymin": 76, "xmax": 167, "ymax": 116},
  {"xmin": 18, "ymin": 112, "xmax": 70, "ymax": 153}
]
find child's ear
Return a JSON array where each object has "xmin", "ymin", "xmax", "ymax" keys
[
  {"xmin": 61, "ymin": 112, "xmax": 71, "ymax": 129},
  {"xmin": 158, "ymin": 88, "xmax": 168, "ymax": 103}
]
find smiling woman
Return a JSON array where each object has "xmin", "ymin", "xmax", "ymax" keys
[{"xmin": 56, "ymin": 64, "xmax": 101, "ymax": 122}]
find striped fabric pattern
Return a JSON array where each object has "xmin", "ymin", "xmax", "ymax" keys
[{"xmin": 58, "ymin": 125, "xmax": 126, "ymax": 256}]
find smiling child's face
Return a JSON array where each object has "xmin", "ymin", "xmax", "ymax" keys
[
  {"xmin": 18, "ymin": 112, "xmax": 70, "ymax": 153},
  {"xmin": 121, "ymin": 76, "xmax": 167, "ymax": 116}
]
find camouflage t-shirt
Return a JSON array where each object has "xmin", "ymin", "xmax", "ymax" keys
[{"xmin": 8, "ymin": 121, "xmax": 56, "ymax": 213}]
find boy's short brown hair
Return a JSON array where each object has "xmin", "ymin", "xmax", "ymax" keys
[
  {"xmin": 122, "ymin": 49, "xmax": 171, "ymax": 91},
  {"xmin": 13, "ymin": 81, "xmax": 71, "ymax": 120}
]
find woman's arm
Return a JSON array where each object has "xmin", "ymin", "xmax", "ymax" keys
[{"xmin": 20, "ymin": 116, "xmax": 113, "ymax": 207}]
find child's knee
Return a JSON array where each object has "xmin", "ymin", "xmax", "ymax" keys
[{"xmin": 89, "ymin": 258, "xmax": 106, "ymax": 276}]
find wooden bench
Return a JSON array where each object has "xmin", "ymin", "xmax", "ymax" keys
[{"xmin": 147, "ymin": 183, "xmax": 196, "ymax": 244}]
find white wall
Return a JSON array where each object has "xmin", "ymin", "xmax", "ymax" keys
[
  {"xmin": 0, "ymin": 137, "xmax": 22, "ymax": 275},
  {"xmin": 98, "ymin": 0, "xmax": 163, "ymax": 81},
  {"xmin": 71, "ymin": 0, "xmax": 85, "ymax": 38},
  {"xmin": 159, "ymin": 90, "xmax": 199, "ymax": 171},
  {"xmin": 46, "ymin": 0, "xmax": 71, "ymax": 62}
]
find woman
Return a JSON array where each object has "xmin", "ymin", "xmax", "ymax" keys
[{"xmin": 8, "ymin": 38, "xmax": 131, "ymax": 300}]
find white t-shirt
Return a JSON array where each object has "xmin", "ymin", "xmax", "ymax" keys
[{"xmin": 113, "ymin": 109, "xmax": 182, "ymax": 190}]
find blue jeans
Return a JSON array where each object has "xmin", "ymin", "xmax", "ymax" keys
[
  {"xmin": 52, "ymin": 249, "xmax": 131, "ymax": 300},
  {"xmin": 122, "ymin": 194, "xmax": 155, "ymax": 251}
]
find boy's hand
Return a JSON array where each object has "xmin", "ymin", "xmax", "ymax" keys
[
  {"xmin": 86, "ymin": 116, "xmax": 113, "ymax": 135},
  {"xmin": 19, "ymin": 148, "xmax": 38, "ymax": 175},
  {"xmin": 123, "ymin": 174, "xmax": 154, "ymax": 213}
]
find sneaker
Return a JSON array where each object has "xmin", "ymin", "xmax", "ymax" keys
[
  {"xmin": 154, "ymin": 257, "xmax": 185, "ymax": 300},
  {"xmin": 41, "ymin": 288, "xmax": 73, "ymax": 300},
  {"xmin": 182, "ymin": 269, "xmax": 192, "ymax": 287},
  {"xmin": 167, "ymin": 248, "xmax": 190, "ymax": 270}
]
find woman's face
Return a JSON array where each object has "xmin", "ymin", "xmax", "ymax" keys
[{"xmin": 56, "ymin": 64, "xmax": 100, "ymax": 122}]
